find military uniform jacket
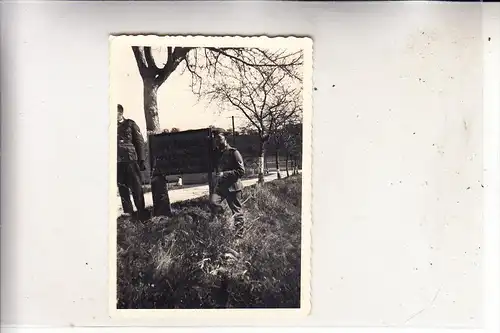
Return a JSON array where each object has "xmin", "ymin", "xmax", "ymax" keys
[
  {"xmin": 117, "ymin": 119, "xmax": 145, "ymax": 163},
  {"xmin": 213, "ymin": 145, "xmax": 245, "ymax": 192}
]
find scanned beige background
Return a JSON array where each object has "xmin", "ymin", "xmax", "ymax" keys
[{"xmin": 0, "ymin": 1, "xmax": 494, "ymax": 329}]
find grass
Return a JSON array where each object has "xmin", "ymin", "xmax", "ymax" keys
[{"xmin": 116, "ymin": 174, "xmax": 302, "ymax": 309}]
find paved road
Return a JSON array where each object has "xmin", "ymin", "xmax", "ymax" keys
[{"xmin": 117, "ymin": 172, "xmax": 282, "ymax": 215}]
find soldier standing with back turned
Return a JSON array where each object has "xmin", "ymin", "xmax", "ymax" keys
[{"xmin": 117, "ymin": 104, "xmax": 147, "ymax": 218}]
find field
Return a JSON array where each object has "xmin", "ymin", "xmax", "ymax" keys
[{"xmin": 117, "ymin": 174, "xmax": 302, "ymax": 309}]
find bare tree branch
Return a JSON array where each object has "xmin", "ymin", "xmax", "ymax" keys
[
  {"xmin": 143, "ymin": 46, "xmax": 159, "ymax": 73},
  {"xmin": 132, "ymin": 46, "xmax": 149, "ymax": 78},
  {"xmin": 155, "ymin": 47, "xmax": 193, "ymax": 85},
  {"xmin": 206, "ymin": 47, "xmax": 303, "ymax": 69},
  {"xmin": 199, "ymin": 47, "xmax": 303, "ymax": 146},
  {"xmin": 167, "ymin": 47, "xmax": 173, "ymax": 62},
  {"xmin": 131, "ymin": 44, "xmax": 303, "ymax": 136},
  {"xmin": 184, "ymin": 52, "xmax": 203, "ymax": 97},
  {"xmin": 224, "ymin": 92, "xmax": 261, "ymax": 131}
]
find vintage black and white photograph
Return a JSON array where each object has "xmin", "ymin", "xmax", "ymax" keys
[{"xmin": 109, "ymin": 35, "xmax": 312, "ymax": 314}]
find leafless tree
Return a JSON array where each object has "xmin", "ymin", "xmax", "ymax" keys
[
  {"xmin": 132, "ymin": 46, "xmax": 192, "ymax": 134},
  {"xmin": 199, "ymin": 51, "xmax": 303, "ymax": 183},
  {"xmin": 131, "ymin": 46, "xmax": 302, "ymax": 134},
  {"xmin": 280, "ymin": 122, "xmax": 302, "ymax": 177}
]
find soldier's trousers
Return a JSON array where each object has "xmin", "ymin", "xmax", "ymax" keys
[
  {"xmin": 209, "ymin": 189, "xmax": 244, "ymax": 227},
  {"xmin": 117, "ymin": 161, "xmax": 145, "ymax": 214}
]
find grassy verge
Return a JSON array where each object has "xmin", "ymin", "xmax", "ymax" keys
[{"xmin": 117, "ymin": 174, "xmax": 302, "ymax": 309}]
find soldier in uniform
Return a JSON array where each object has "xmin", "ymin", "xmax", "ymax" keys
[
  {"xmin": 210, "ymin": 128, "xmax": 246, "ymax": 234},
  {"xmin": 117, "ymin": 104, "xmax": 147, "ymax": 216}
]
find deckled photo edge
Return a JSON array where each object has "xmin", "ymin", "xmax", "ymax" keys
[
  {"xmin": 108, "ymin": 34, "xmax": 313, "ymax": 319},
  {"xmin": 108, "ymin": 35, "xmax": 119, "ymax": 314},
  {"xmin": 109, "ymin": 34, "xmax": 313, "ymax": 49},
  {"xmin": 301, "ymin": 38, "xmax": 313, "ymax": 316}
]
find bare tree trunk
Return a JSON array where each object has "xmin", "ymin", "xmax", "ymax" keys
[
  {"xmin": 275, "ymin": 150, "xmax": 281, "ymax": 179},
  {"xmin": 132, "ymin": 46, "xmax": 193, "ymax": 218},
  {"xmin": 143, "ymin": 78, "xmax": 161, "ymax": 134},
  {"xmin": 144, "ymin": 78, "xmax": 171, "ymax": 216},
  {"xmin": 258, "ymin": 138, "xmax": 266, "ymax": 184}
]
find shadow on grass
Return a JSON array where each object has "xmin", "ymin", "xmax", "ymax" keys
[{"xmin": 116, "ymin": 174, "xmax": 302, "ymax": 309}]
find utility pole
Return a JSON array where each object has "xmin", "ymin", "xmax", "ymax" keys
[
  {"xmin": 208, "ymin": 127, "xmax": 214, "ymax": 196},
  {"xmin": 231, "ymin": 116, "xmax": 236, "ymax": 145}
]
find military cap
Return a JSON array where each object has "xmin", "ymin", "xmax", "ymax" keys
[{"xmin": 211, "ymin": 127, "xmax": 230, "ymax": 136}]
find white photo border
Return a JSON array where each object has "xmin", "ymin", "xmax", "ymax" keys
[{"xmin": 108, "ymin": 35, "xmax": 314, "ymax": 319}]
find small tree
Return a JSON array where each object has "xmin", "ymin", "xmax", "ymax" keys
[
  {"xmin": 171, "ymin": 127, "xmax": 180, "ymax": 133},
  {"xmin": 280, "ymin": 122, "xmax": 302, "ymax": 177},
  {"xmin": 270, "ymin": 106, "xmax": 302, "ymax": 180}
]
